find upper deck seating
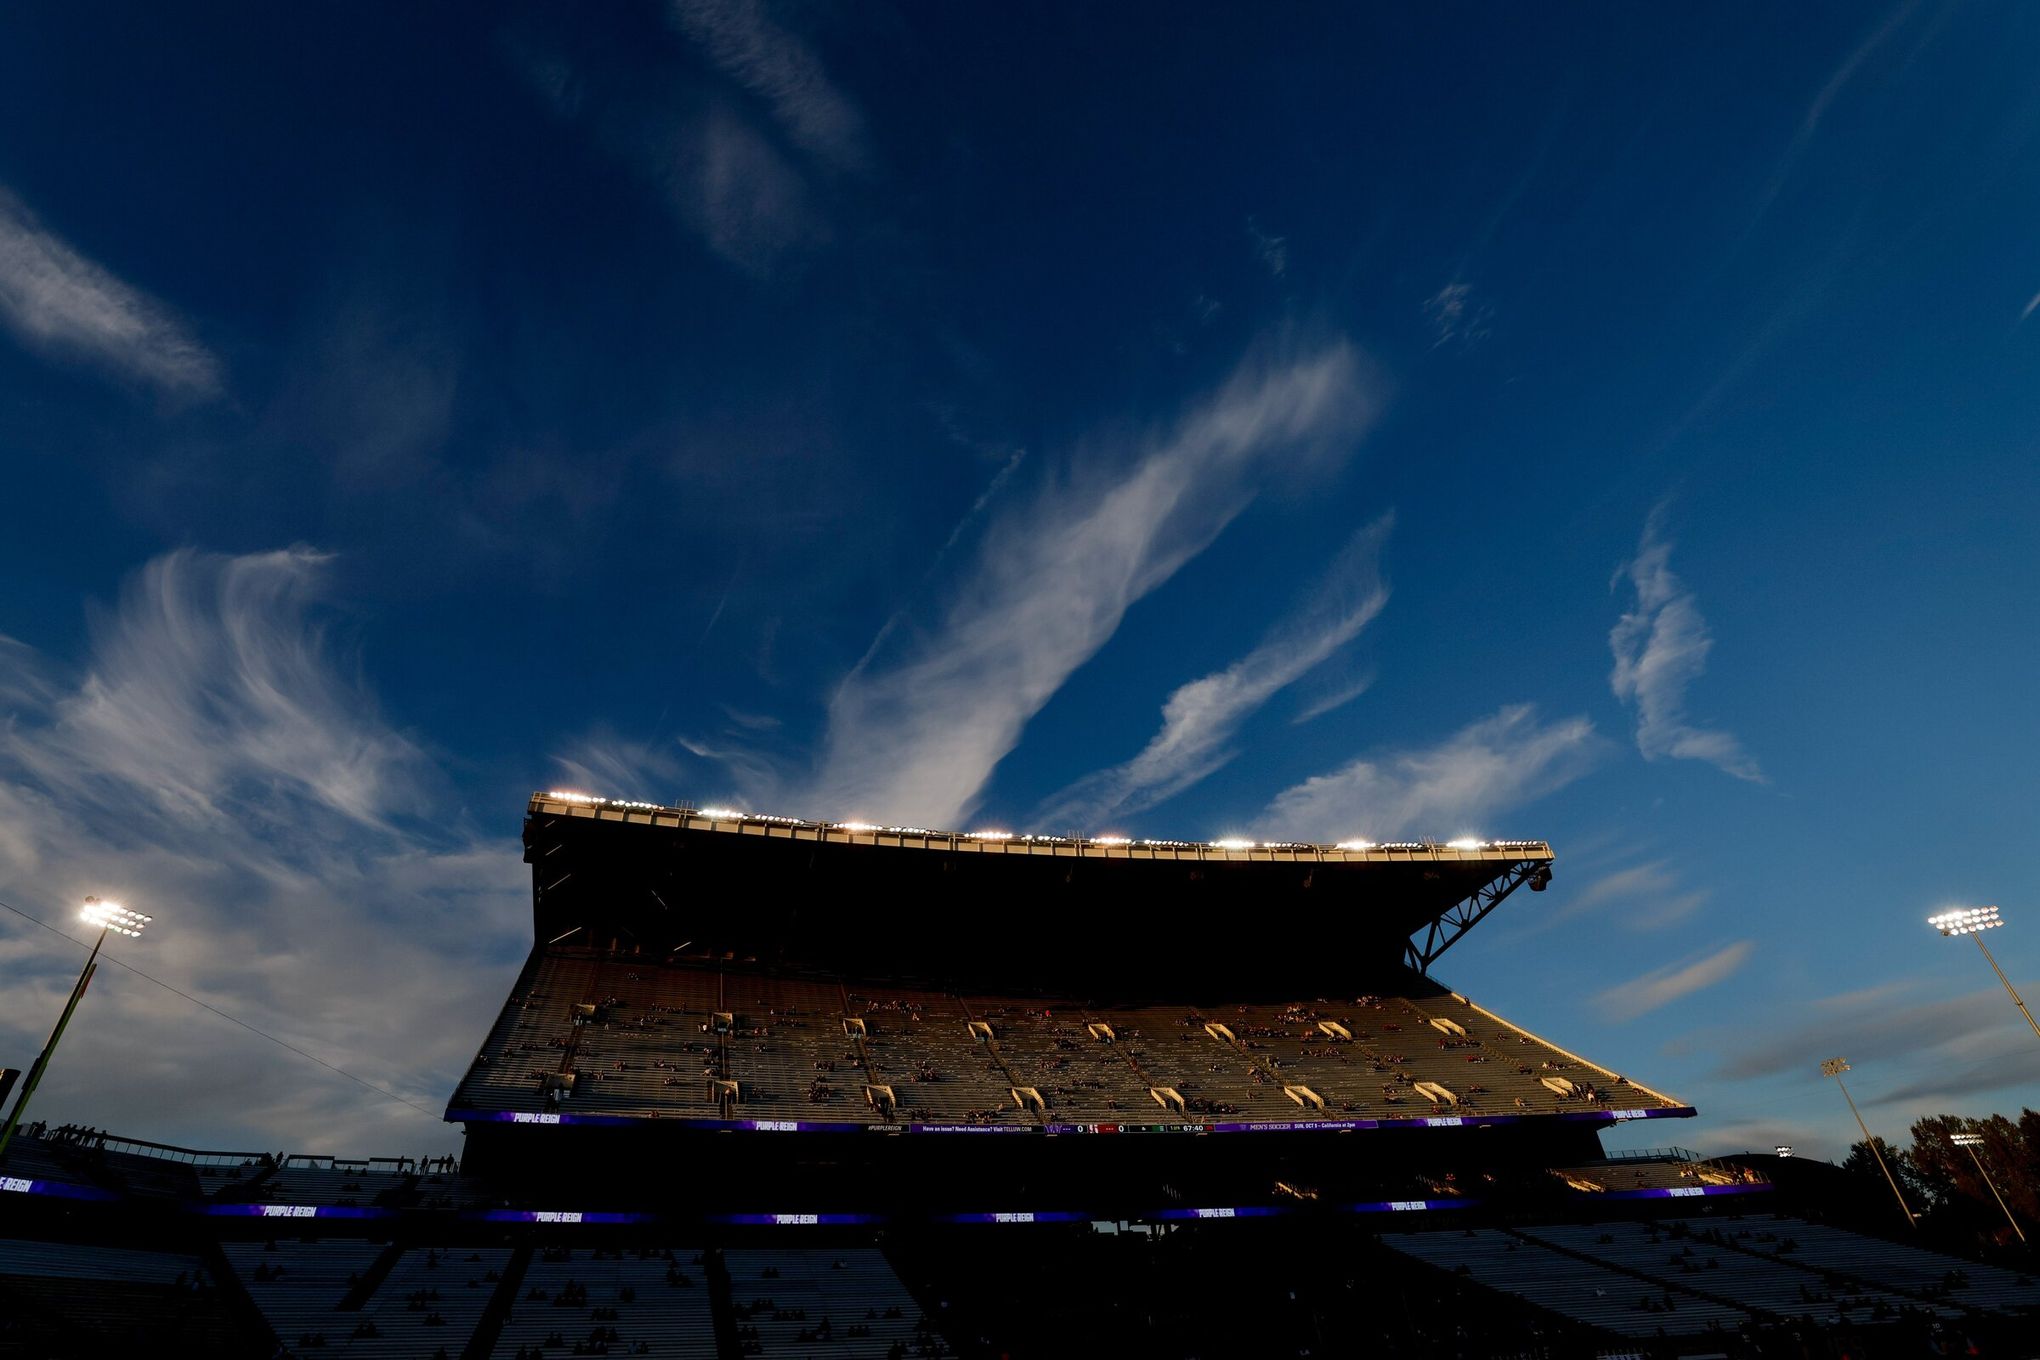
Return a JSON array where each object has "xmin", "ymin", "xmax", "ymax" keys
[{"xmin": 451, "ymin": 949, "xmax": 1684, "ymax": 1129}]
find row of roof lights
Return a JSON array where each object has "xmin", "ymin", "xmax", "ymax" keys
[{"xmin": 545, "ymin": 793, "xmax": 1535, "ymax": 855}]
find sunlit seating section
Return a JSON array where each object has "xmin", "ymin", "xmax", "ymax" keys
[
  {"xmin": 1384, "ymin": 1229, "xmax": 1751, "ymax": 1337},
  {"xmin": 725, "ymin": 1247, "xmax": 940, "ymax": 1359},
  {"xmin": 850, "ymin": 983, "xmax": 1020, "ymax": 1125},
  {"xmin": 1085, "ymin": 1006, "xmax": 1257, "ymax": 1122},
  {"xmin": 959, "ymin": 995, "xmax": 1154, "ymax": 1119},
  {"xmin": 451, "ymin": 952, "xmax": 1682, "ymax": 1126},
  {"xmin": 1548, "ymin": 1155, "xmax": 1761, "ymax": 1194},
  {"xmin": 452, "ymin": 953, "xmax": 605, "ymax": 1114},
  {"xmin": 490, "ymin": 1246, "xmax": 718, "ymax": 1358},
  {"xmin": 725, "ymin": 974, "xmax": 865, "ymax": 1115}
]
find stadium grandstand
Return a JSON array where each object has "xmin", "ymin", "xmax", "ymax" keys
[{"xmin": 1, "ymin": 792, "xmax": 2034, "ymax": 1359}]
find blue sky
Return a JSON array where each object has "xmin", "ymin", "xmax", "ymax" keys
[{"xmin": 1, "ymin": 1, "xmax": 2038, "ymax": 1159}]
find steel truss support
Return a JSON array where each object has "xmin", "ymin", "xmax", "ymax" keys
[{"xmin": 1405, "ymin": 860, "xmax": 1549, "ymax": 975}]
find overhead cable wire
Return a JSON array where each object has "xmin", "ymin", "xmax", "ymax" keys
[{"xmin": 0, "ymin": 895, "xmax": 442, "ymax": 1119}]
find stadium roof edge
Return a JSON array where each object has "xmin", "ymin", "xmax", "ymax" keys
[{"xmin": 528, "ymin": 792, "xmax": 1554, "ymax": 866}]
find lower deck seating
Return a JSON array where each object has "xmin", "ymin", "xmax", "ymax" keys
[
  {"xmin": 221, "ymin": 1238, "xmax": 387, "ymax": 1347},
  {"xmin": 1523, "ymin": 1221, "xmax": 1937, "ymax": 1322},
  {"xmin": 0, "ymin": 1239, "xmax": 240, "ymax": 1354},
  {"xmin": 490, "ymin": 1246, "xmax": 717, "ymax": 1357},
  {"xmin": 339, "ymin": 1246, "xmax": 510, "ymax": 1358},
  {"xmin": 1384, "ymin": 1228, "xmax": 1752, "ymax": 1337},
  {"xmin": 724, "ymin": 1248, "xmax": 938, "ymax": 1358},
  {"xmin": 1704, "ymin": 1215, "xmax": 2040, "ymax": 1314}
]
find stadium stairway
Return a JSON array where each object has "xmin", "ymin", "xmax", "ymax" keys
[
  {"xmin": 220, "ymin": 1237, "xmax": 388, "ymax": 1349},
  {"xmin": 344, "ymin": 1244, "xmax": 513, "ymax": 1357},
  {"xmin": 705, "ymin": 1246, "xmax": 743, "ymax": 1359},
  {"xmin": 338, "ymin": 1242, "xmax": 411, "ymax": 1310},
  {"xmin": 198, "ymin": 1236, "xmax": 286, "ymax": 1355},
  {"xmin": 458, "ymin": 1245, "xmax": 530, "ymax": 1360}
]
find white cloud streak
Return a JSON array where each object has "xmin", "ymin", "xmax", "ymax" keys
[
  {"xmin": 1254, "ymin": 703, "xmax": 1600, "ymax": 842},
  {"xmin": 0, "ymin": 189, "xmax": 221, "ymax": 397},
  {"xmin": 1747, "ymin": 2, "xmax": 1918, "ymax": 231},
  {"xmin": 1595, "ymin": 940, "xmax": 1754, "ymax": 1021},
  {"xmin": 668, "ymin": 0, "xmax": 869, "ymax": 175},
  {"xmin": 1290, "ymin": 671, "xmax": 1374, "ymax": 726},
  {"xmin": 1609, "ymin": 508, "xmax": 1763, "ymax": 781},
  {"xmin": 1038, "ymin": 515, "xmax": 1392, "ymax": 827},
  {"xmin": 1423, "ymin": 281, "xmax": 1492, "ymax": 350},
  {"xmin": 1566, "ymin": 860, "xmax": 1708, "ymax": 931},
  {"xmin": 807, "ymin": 337, "xmax": 1384, "ymax": 826},
  {"xmin": 0, "ymin": 549, "xmax": 527, "ymax": 1151}
]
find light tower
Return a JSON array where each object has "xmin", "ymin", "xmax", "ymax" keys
[
  {"xmin": 1821, "ymin": 1056, "xmax": 1916, "ymax": 1229},
  {"xmin": 1951, "ymin": 1131, "xmax": 2025, "ymax": 1244},
  {"xmin": 0, "ymin": 897, "xmax": 152, "ymax": 1164},
  {"xmin": 1926, "ymin": 907, "xmax": 2040, "ymax": 1045}
]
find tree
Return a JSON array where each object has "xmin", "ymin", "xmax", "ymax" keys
[
  {"xmin": 1843, "ymin": 1135, "xmax": 1934, "ymax": 1223},
  {"xmin": 1905, "ymin": 1112, "xmax": 2035, "ymax": 1246}
]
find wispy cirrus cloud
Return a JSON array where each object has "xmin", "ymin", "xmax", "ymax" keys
[
  {"xmin": 1254, "ymin": 703, "xmax": 1600, "ymax": 841},
  {"xmin": 0, "ymin": 189, "xmax": 221, "ymax": 397},
  {"xmin": 1714, "ymin": 982, "xmax": 2020, "ymax": 1086},
  {"xmin": 512, "ymin": 0, "xmax": 869, "ymax": 277},
  {"xmin": 1424, "ymin": 281, "xmax": 1492, "ymax": 350},
  {"xmin": 806, "ymin": 336, "xmax": 1385, "ymax": 826},
  {"xmin": 0, "ymin": 549, "xmax": 526, "ymax": 1151},
  {"xmin": 1596, "ymin": 940, "xmax": 1754, "ymax": 1021},
  {"xmin": 1610, "ymin": 508, "xmax": 1763, "ymax": 781},
  {"xmin": 1509, "ymin": 856, "xmax": 1713, "ymax": 942},
  {"xmin": 1746, "ymin": 1, "xmax": 1919, "ymax": 233},
  {"xmin": 1562, "ymin": 859, "xmax": 1709, "ymax": 932},
  {"xmin": 1037, "ymin": 515, "xmax": 1391, "ymax": 828},
  {"xmin": 668, "ymin": 0, "xmax": 870, "ymax": 175},
  {"xmin": 1246, "ymin": 216, "xmax": 1289, "ymax": 278}
]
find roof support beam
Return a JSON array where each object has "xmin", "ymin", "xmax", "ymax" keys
[{"xmin": 1405, "ymin": 859, "xmax": 1549, "ymax": 975}]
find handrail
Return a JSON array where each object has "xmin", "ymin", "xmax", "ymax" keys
[{"xmin": 96, "ymin": 1134, "xmax": 274, "ymax": 1167}]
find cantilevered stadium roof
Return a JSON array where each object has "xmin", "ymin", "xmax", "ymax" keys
[{"xmin": 523, "ymin": 793, "xmax": 1555, "ymax": 996}]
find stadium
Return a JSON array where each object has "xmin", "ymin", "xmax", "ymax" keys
[{"xmin": 1, "ymin": 792, "xmax": 2034, "ymax": 1359}]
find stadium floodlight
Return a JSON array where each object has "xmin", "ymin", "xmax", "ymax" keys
[
  {"xmin": 1444, "ymin": 838, "xmax": 1485, "ymax": 851},
  {"xmin": 1819, "ymin": 1057, "xmax": 1916, "ymax": 1230},
  {"xmin": 1210, "ymin": 839, "xmax": 1255, "ymax": 851},
  {"xmin": 834, "ymin": 821, "xmax": 879, "ymax": 833},
  {"xmin": 0, "ymin": 897, "xmax": 155, "ymax": 1165},
  {"xmin": 1335, "ymin": 840, "xmax": 1375, "ymax": 852},
  {"xmin": 968, "ymin": 830, "xmax": 1013, "ymax": 841},
  {"xmin": 1950, "ymin": 1131, "xmax": 2025, "ymax": 1243},
  {"xmin": 1092, "ymin": 836, "xmax": 1132, "ymax": 846},
  {"xmin": 1926, "ymin": 906, "xmax": 2040, "ymax": 1046},
  {"xmin": 697, "ymin": 807, "xmax": 742, "ymax": 820},
  {"xmin": 78, "ymin": 899, "xmax": 150, "ymax": 938}
]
